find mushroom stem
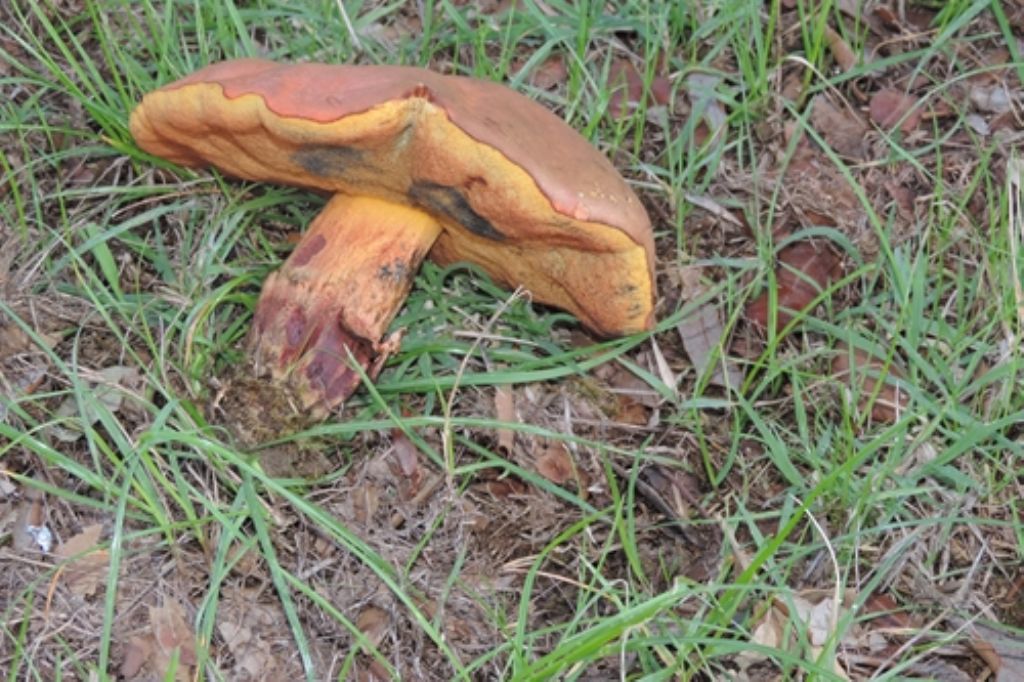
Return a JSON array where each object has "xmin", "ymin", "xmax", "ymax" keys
[{"xmin": 250, "ymin": 194, "xmax": 442, "ymax": 410}]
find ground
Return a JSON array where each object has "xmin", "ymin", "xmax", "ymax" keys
[{"xmin": 1, "ymin": 1, "xmax": 1023, "ymax": 680}]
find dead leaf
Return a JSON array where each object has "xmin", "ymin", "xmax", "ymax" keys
[
  {"xmin": 884, "ymin": 180, "xmax": 917, "ymax": 223},
  {"xmin": 810, "ymin": 95, "xmax": 868, "ymax": 158},
  {"xmin": 870, "ymin": 88, "xmax": 922, "ymax": 133},
  {"xmin": 862, "ymin": 592, "xmax": 913, "ymax": 629},
  {"xmin": 825, "ymin": 26, "xmax": 857, "ymax": 72},
  {"xmin": 832, "ymin": 343, "xmax": 908, "ymax": 423},
  {"xmin": 650, "ymin": 75, "xmax": 673, "ymax": 107},
  {"xmin": 535, "ymin": 442, "xmax": 574, "ymax": 485},
  {"xmin": 970, "ymin": 83, "xmax": 1011, "ymax": 114},
  {"xmin": 967, "ymin": 113, "xmax": 991, "ymax": 136},
  {"xmin": 739, "ymin": 604, "xmax": 785, "ymax": 670},
  {"xmin": 359, "ymin": 14, "xmax": 421, "ymax": 48},
  {"xmin": 872, "ymin": 5, "xmax": 901, "ymax": 31},
  {"xmin": 677, "ymin": 302, "xmax": 743, "ymax": 389},
  {"xmin": 597, "ymin": 363, "xmax": 660, "ymax": 408},
  {"xmin": 149, "ymin": 599, "xmax": 197, "ymax": 680},
  {"xmin": 685, "ymin": 73, "xmax": 728, "ymax": 155},
  {"xmin": 390, "ymin": 430, "xmax": 422, "ymax": 495},
  {"xmin": 216, "ymin": 587, "xmax": 296, "ymax": 680},
  {"xmin": 120, "ymin": 636, "xmax": 152, "ymax": 678},
  {"xmin": 55, "ymin": 523, "xmax": 108, "ymax": 596},
  {"xmin": 356, "ymin": 660, "xmax": 392, "ymax": 682},
  {"xmin": 478, "ymin": 478, "xmax": 529, "ymax": 498},
  {"xmin": 607, "ymin": 58, "xmax": 674, "ymax": 119},
  {"xmin": 356, "ymin": 605, "xmax": 390, "ymax": 652},
  {"xmin": 11, "ymin": 486, "xmax": 50, "ymax": 553},
  {"xmin": 607, "ymin": 59, "xmax": 645, "ymax": 118},
  {"xmin": 494, "ymin": 385, "xmax": 516, "ymax": 452},
  {"xmin": 596, "ymin": 363, "xmax": 656, "ymax": 425},
  {"xmin": 216, "ymin": 619, "xmax": 251, "ymax": 652},
  {"xmin": 739, "ymin": 591, "xmax": 852, "ymax": 679},
  {"xmin": 684, "ymin": 193, "xmax": 745, "ymax": 229},
  {"xmin": 458, "ymin": 498, "xmax": 489, "ymax": 533},
  {"xmin": 517, "ymin": 54, "xmax": 567, "ymax": 90},
  {"xmin": 0, "ymin": 315, "xmax": 50, "ymax": 423},
  {"xmin": 465, "ymin": 0, "xmax": 521, "ymax": 15},
  {"xmin": 747, "ymin": 241, "xmax": 842, "ymax": 330},
  {"xmin": 0, "ymin": 318, "xmax": 32, "ymax": 357},
  {"xmin": 612, "ymin": 395, "xmax": 650, "ymax": 426},
  {"xmin": 352, "ymin": 483, "xmax": 380, "ymax": 524},
  {"xmin": 675, "ymin": 264, "xmax": 706, "ymax": 301},
  {"xmin": 957, "ymin": 620, "xmax": 1024, "ymax": 681},
  {"xmin": 643, "ymin": 465, "xmax": 705, "ymax": 524},
  {"xmin": 48, "ymin": 365, "xmax": 147, "ymax": 442}
]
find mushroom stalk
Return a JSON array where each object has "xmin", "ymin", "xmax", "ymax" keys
[{"xmin": 251, "ymin": 194, "xmax": 441, "ymax": 409}]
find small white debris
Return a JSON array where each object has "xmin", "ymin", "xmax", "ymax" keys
[{"xmin": 26, "ymin": 524, "xmax": 53, "ymax": 552}]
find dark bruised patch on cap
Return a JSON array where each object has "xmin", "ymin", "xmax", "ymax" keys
[
  {"xmin": 292, "ymin": 145, "xmax": 365, "ymax": 179},
  {"xmin": 409, "ymin": 181, "xmax": 505, "ymax": 241}
]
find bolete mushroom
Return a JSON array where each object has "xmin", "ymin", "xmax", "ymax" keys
[{"xmin": 131, "ymin": 59, "xmax": 655, "ymax": 409}]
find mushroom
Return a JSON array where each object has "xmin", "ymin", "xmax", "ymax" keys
[{"xmin": 130, "ymin": 59, "xmax": 655, "ymax": 410}]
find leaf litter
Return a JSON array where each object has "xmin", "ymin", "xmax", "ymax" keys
[{"xmin": 54, "ymin": 523, "xmax": 108, "ymax": 597}]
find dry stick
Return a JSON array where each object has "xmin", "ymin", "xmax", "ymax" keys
[
  {"xmin": 1007, "ymin": 157, "xmax": 1024, "ymax": 333},
  {"xmin": 608, "ymin": 460, "xmax": 705, "ymax": 547},
  {"xmin": 389, "ymin": 473, "xmax": 444, "ymax": 529}
]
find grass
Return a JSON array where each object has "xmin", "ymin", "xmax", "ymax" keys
[{"xmin": 2, "ymin": 0, "xmax": 1023, "ymax": 680}]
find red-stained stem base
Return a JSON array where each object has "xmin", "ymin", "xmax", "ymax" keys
[{"xmin": 250, "ymin": 194, "xmax": 442, "ymax": 412}]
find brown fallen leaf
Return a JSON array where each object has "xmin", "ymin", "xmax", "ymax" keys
[
  {"xmin": 739, "ymin": 591, "xmax": 853, "ymax": 679},
  {"xmin": 810, "ymin": 94, "xmax": 868, "ymax": 158},
  {"xmin": 832, "ymin": 343, "xmax": 908, "ymax": 423},
  {"xmin": 607, "ymin": 58, "xmax": 674, "ymax": 119},
  {"xmin": 747, "ymin": 241, "xmax": 842, "ymax": 330},
  {"xmin": 120, "ymin": 636, "xmax": 152, "ymax": 678},
  {"xmin": 478, "ymin": 478, "xmax": 529, "ymax": 498},
  {"xmin": 48, "ymin": 365, "xmax": 148, "ymax": 442},
  {"xmin": 885, "ymin": 180, "xmax": 917, "ymax": 223},
  {"xmin": 872, "ymin": 5, "xmax": 901, "ymax": 31},
  {"xmin": 216, "ymin": 619, "xmax": 260, "ymax": 676},
  {"xmin": 216, "ymin": 586, "xmax": 298, "ymax": 679},
  {"xmin": 535, "ymin": 441, "xmax": 574, "ymax": 485},
  {"xmin": 0, "ymin": 315, "xmax": 50, "ymax": 424},
  {"xmin": 55, "ymin": 523, "xmax": 108, "ymax": 596},
  {"xmin": 356, "ymin": 660, "xmax": 392, "ymax": 682},
  {"xmin": 869, "ymin": 88, "xmax": 922, "ymax": 133},
  {"xmin": 0, "ymin": 316, "xmax": 32, "ymax": 356},
  {"xmin": 607, "ymin": 59, "xmax": 645, "ymax": 118},
  {"xmin": 458, "ymin": 498, "xmax": 490, "ymax": 533},
  {"xmin": 389, "ymin": 430, "xmax": 422, "ymax": 497},
  {"xmin": 862, "ymin": 592, "xmax": 913, "ymax": 629},
  {"xmin": 352, "ymin": 483, "xmax": 381, "ymax": 524},
  {"xmin": 611, "ymin": 394, "xmax": 649, "ymax": 426},
  {"xmin": 825, "ymin": 25, "xmax": 857, "ymax": 72},
  {"xmin": 11, "ymin": 486, "xmax": 49, "ymax": 553},
  {"xmin": 595, "ymin": 362, "xmax": 657, "ymax": 424},
  {"xmin": 149, "ymin": 599, "xmax": 197, "ymax": 680},
  {"xmin": 356, "ymin": 605, "xmax": 390, "ymax": 653},
  {"xmin": 685, "ymin": 73, "xmax": 728, "ymax": 154},
  {"xmin": 677, "ymin": 302, "xmax": 743, "ymax": 389},
  {"xmin": 494, "ymin": 385, "xmax": 517, "ymax": 452},
  {"xmin": 534, "ymin": 55, "xmax": 568, "ymax": 90},
  {"xmin": 964, "ymin": 620, "xmax": 1024, "ymax": 681}
]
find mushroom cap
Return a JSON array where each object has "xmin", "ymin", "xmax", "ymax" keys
[{"xmin": 130, "ymin": 59, "xmax": 655, "ymax": 335}]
